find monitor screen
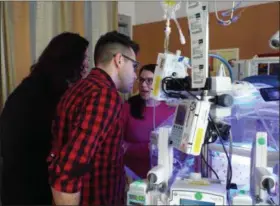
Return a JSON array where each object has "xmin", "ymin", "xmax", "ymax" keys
[
  {"xmin": 180, "ymin": 198, "xmax": 215, "ymax": 206},
  {"xmin": 128, "ymin": 194, "xmax": 145, "ymax": 205},
  {"xmin": 259, "ymin": 87, "xmax": 280, "ymax": 101},
  {"xmin": 128, "ymin": 201, "xmax": 144, "ymax": 205},
  {"xmin": 175, "ymin": 104, "xmax": 187, "ymax": 126}
]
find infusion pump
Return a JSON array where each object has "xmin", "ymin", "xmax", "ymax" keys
[{"xmin": 170, "ymin": 99, "xmax": 211, "ymax": 156}]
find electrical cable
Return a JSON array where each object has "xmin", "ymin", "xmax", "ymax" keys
[
  {"xmin": 209, "ymin": 114, "xmax": 232, "ymax": 190},
  {"xmin": 227, "ymin": 131, "xmax": 233, "ymax": 186},
  {"xmin": 201, "ymin": 145, "xmax": 220, "ymax": 180},
  {"xmin": 268, "ymin": 197, "xmax": 276, "ymax": 205},
  {"xmin": 226, "ymin": 131, "xmax": 233, "ymax": 205}
]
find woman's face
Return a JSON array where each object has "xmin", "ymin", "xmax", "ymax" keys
[{"xmin": 138, "ymin": 70, "xmax": 154, "ymax": 100}]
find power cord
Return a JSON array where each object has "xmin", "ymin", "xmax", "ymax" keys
[
  {"xmin": 201, "ymin": 145, "xmax": 220, "ymax": 180},
  {"xmin": 268, "ymin": 197, "xmax": 277, "ymax": 205},
  {"xmin": 209, "ymin": 114, "xmax": 232, "ymax": 191}
]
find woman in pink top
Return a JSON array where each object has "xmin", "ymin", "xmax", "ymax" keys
[{"xmin": 123, "ymin": 64, "xmax": 175, "ymax": 179}]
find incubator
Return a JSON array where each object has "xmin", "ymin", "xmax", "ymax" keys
[{"xmin": 209, "ymin": 82, "xmax": 279, "ymax": 184}]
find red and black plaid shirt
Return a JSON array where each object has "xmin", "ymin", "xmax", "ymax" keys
[{"xmin": 47, "ymin": 68, "xmax": 125, "ymax": 205}]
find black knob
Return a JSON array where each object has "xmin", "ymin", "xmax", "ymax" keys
[
  {"xmin": 147, "ymin": 173, "xmax": 157, "ymax": 184},
  {"xmin": 262, "ymin": 177, "xmax": 275, "ymax": 195},
  {"xmin": 217, "ymin": 94, "xmax": 234, "ymax": 107}
]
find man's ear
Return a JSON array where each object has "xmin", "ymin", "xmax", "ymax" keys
[{"xmin": 113, "ymin": 53, "xmax": 123, "ymax": 70}]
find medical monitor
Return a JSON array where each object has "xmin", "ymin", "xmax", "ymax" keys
[
  {"xmin": 174, "ymin": 104, "xmax": 188, "ymax": 126},
  {"xmin": 259, "ymin": 87, "xmax": 280, "ymax": 102},
  {"xmin": 169, "ymin": 179, "xmax": 226, "ymax": 206},
  {"xmin": 170, "ymin": 103, "xmax": 188, "ymax": 148},
  {"xmin": 180, "ymin": 198, "xmax": 216, "ymax": 205}
]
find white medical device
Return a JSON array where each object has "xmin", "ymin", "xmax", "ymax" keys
[
  {"xmin": 187, "ymin": 1, "xmax": 209, "ymax": 89},
  {"xmin": 152, "ymin": 50, "xmax": 190, "ymax": 101},
  {"xmin": 231, "ymin": 190, "xmax": 253, "ymax": 205},
  {"xmin": 169, "ymin": 175, "xmax": 227, "ymax": 205},
  {"xmin": 147, "ymin": 128, "xmax": 173, "ymax": 193},
  {"xmin": 250, "ymin": 132, "xmax": 276, "ymax": 205},
  {"xmin": 232, "ymin": 56, "xmax": 280, "ymax": 80},
  {"xmin": 169, "ymin": 71, "xmax": 232, "ymax": 156},
  {"xmin": 170, "ymin": 99, "xmax": 210, "ymax": 156},
  {"xmin": 126, "ymin": 179, "xmax": 159, "ymax": 205}
]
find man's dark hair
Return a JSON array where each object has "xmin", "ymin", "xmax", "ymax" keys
[
  {"xmin": 94, "ymin": 31, "xmax": 139, "ymax": 66},
  {"xmin": 128, "ymin": 64, "xmax": 157, "ymax": 119},
  {"xmin": 30, "ymin": 32, "xmax": 89, "ymax": 94}
]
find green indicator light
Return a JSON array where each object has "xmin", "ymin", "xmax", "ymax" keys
[
  {"xmin": 239, "ymin": 190, "xmax": 245, "ymax": 194},
  {"xmin": 258, "ymin": 137, "xmax": 266, "ymax": 145},
  {"xmin": 195, "ymin": 192, "xmax": 203, "ymax": 200}
]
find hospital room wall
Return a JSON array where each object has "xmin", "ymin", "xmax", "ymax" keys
[{"xmin": 133, "ymin": 2, "xmax": 279, "ymax": 66}]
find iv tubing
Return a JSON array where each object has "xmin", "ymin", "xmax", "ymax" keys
[
  {"xmin": 164, "ymin": 18, "xmax": 171, "ymax": 52},
  {"xmin": 209, "ymin": 53, "xmax": 233, "ymax": 82}
]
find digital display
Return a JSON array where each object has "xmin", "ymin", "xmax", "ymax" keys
[
  {"xmin": 259, "ymin": 87, "xmax": 280, "ymax": 101},
  {"xmin": 180, "ymin": 199, "xmax": 215, "ymax": 206},
  {"xmin": 129, "ymin": 201, "xmax": 144, "ymax": 205},
  {"xmin": 128, "ymin": 194, "xmax": 145, "ymax": 202},
  {"xmin": 175, "ymin": 105, "xmax": 187, "ymax": 126}
]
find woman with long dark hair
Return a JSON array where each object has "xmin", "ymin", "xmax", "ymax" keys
[{"xmin": 0, "ymin": 32, "xmax": 89, "ymax": 205}]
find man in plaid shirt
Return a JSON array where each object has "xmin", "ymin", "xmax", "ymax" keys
[{"xmin": 47, "ymin": 31, "xmax": 139, "ymax": 205}]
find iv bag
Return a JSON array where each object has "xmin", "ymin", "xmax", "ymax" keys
[{"xmin": 161, "ymin": 0, "xmax": 182, "ymax": 19}]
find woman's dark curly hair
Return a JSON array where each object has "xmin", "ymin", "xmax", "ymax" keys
[{"xmin": 30, "ymin": 32, "xmax": 89, "ymax": 95}]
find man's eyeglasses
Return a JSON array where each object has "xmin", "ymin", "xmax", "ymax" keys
[
  {"xmin": 122, "ymin": 54, "xmax": 140, "ymax": 71},
  {"xmin": 137, "ymin": 77, "xmax": 153, "ymax": 85}
]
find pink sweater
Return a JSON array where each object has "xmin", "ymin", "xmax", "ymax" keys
[{"xmin": 123, "ymin": 102, "xmax": 175, "ymax": 178}]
